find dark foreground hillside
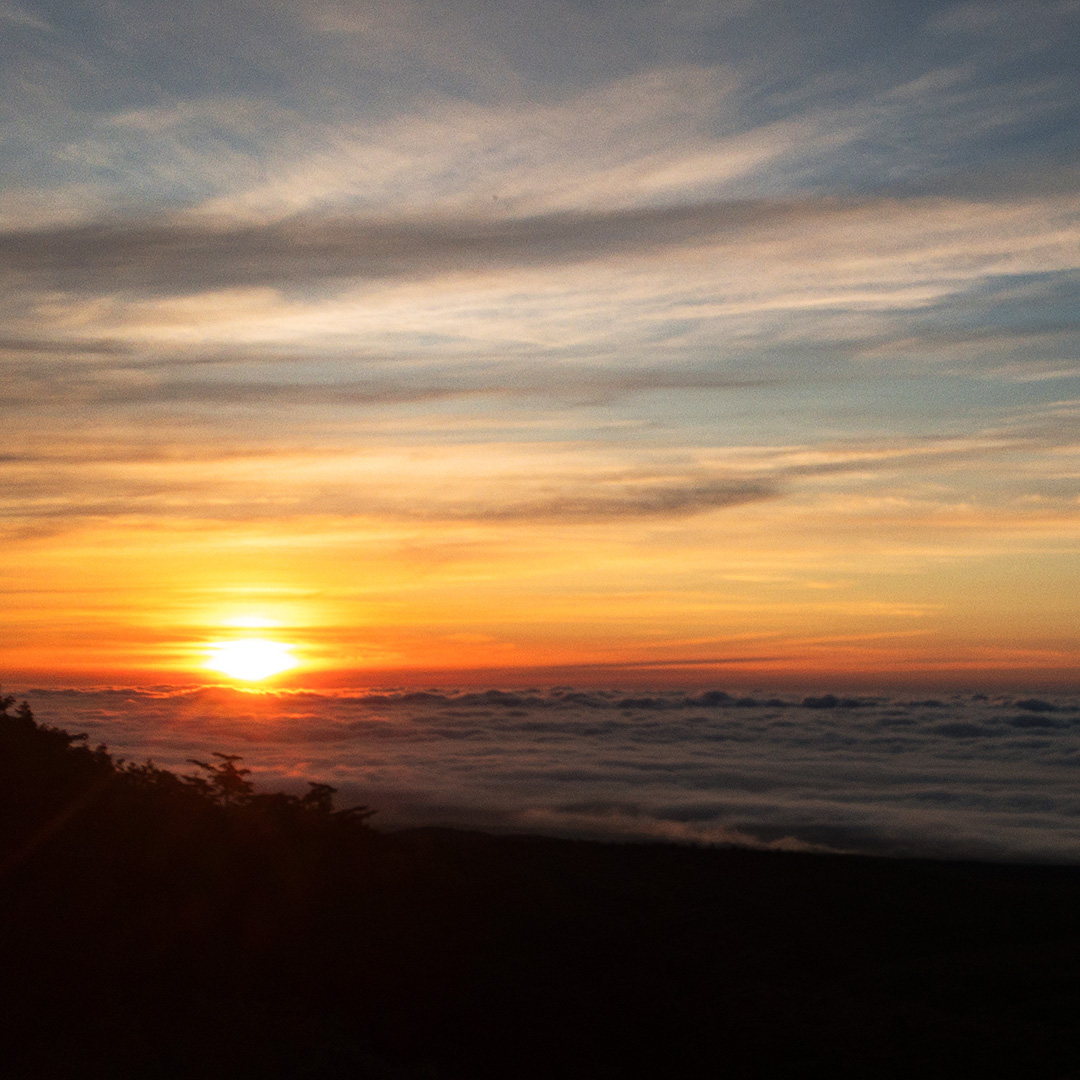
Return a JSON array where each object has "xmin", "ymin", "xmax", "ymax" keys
[{"xmin": 2, "ymin": 694, "xmax": 1079, "ymax": 1079}]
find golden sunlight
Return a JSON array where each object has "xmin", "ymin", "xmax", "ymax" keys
[{"xmin": 205, "ymin": 638, "xmax": 299, "ymax": 681}]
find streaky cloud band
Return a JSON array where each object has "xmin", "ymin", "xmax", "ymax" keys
[{"xmin": 0, "ymin": 193, "xmax": 1036, "ymax": 295}]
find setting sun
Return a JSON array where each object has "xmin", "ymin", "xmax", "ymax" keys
[{"xmin": 205, "ymin": 638, "xmax": 299, "ymax": 681}]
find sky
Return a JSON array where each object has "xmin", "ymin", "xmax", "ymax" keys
[{"xmin": 1, "ymin": 0, "xmax": 1079, "ymax": 688}]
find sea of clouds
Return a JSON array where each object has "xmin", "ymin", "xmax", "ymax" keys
[{"xmin": 17, "ymin": 685, "xmax": 1080, "ymax": 864}]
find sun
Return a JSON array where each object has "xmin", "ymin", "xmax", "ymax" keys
[{"xmin": 205, "ymin": 638, "xmax": 299, "ymax": 681}]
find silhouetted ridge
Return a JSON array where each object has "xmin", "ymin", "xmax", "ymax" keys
[{"xmin": 2, "ymin": 692, "xmax": 1080, "ymax": 1079}]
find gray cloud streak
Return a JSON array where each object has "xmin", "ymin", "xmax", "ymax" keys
[
  {"xmin": 0, "ymin": 460, "xmax": 781, "ymax": 525},
  {"xmin": 437, "ymin": 477, "xmax": 778, "ymax": 523},
  {"xmin": 0, "ymin": 365, "xmax": 780, "ymax": 411},
  {"xmin": 0, "ymin": 196, "xmax": 879, "ymax": 295}
]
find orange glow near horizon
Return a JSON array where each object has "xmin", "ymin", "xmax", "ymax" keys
[{"xmin": 0, "ymin": 505, "xmax": 1078, "ymax": 691}]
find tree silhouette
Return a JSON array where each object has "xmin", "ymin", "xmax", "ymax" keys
[
  {"xmin": 301, "ymin": 781, "xmax": 337, "ymax": 815},
  {"xmin": 185, "ymin": 752, "xmax": 253, "ymax": 805}
]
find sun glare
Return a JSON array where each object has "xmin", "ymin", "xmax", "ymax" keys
[
  {"xmin": 223, "ymin": 614, "xmax": 278, "ymax": 629},
  {"xmin": 205, "ymin": 638, "xmax": 298, "ymax": 681}
]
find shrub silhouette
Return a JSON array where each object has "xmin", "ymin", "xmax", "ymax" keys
[{"xmin": 0, "ymin": 692, "xmax": 390, "ymax": 1077}]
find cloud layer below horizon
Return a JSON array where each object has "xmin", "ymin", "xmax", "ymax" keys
[{"xmin": 22, "ymin": 684, "xmax": 1080, "ymax": 863}]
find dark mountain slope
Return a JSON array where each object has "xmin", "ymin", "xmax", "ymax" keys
[{"xmin": 2, "ymin": 693, "xmax": 1079, "ymax": 1079}]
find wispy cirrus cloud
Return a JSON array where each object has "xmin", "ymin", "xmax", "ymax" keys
[
  {"xmin": 0, "ymin": 1, "xmax": 49, "ymax": 30},
  {"xmin": 4, "ymin": 0, "xmax": 1075, "ymax": 228}
]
